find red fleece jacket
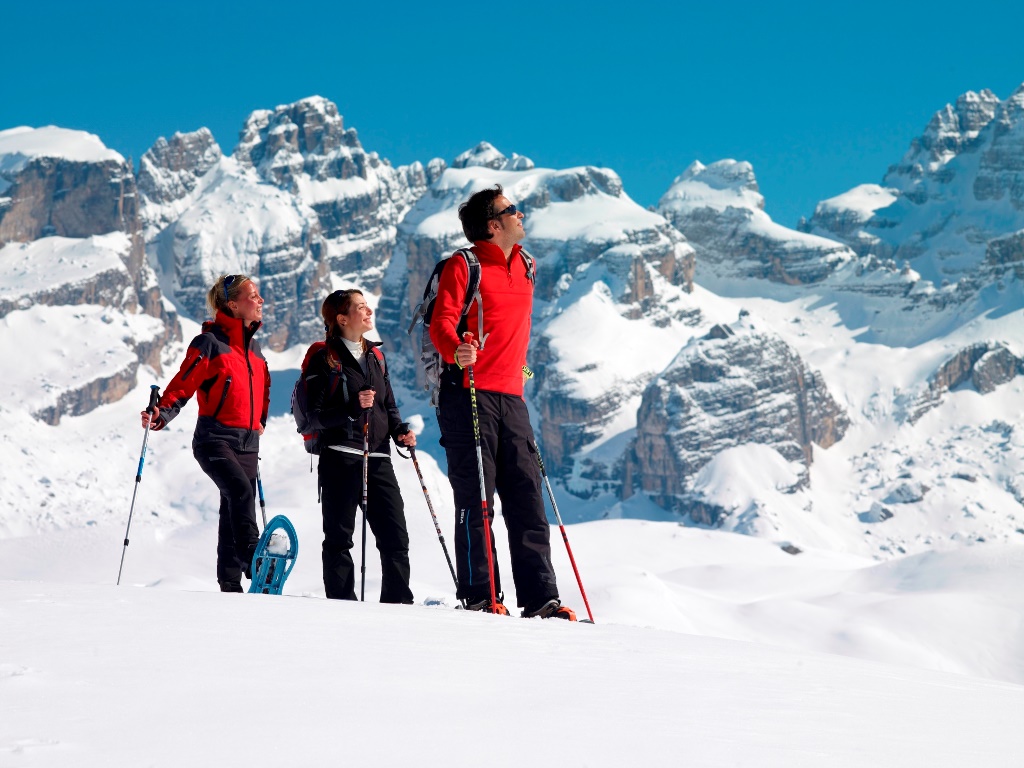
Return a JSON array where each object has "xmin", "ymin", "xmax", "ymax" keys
[{"xmin": 429, "ymin": 240, "xmax": 534, "ymax": 397}]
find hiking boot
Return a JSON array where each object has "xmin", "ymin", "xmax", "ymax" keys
[
  {"xmin": 522, "ymin": 598, "xmax": 577, "ymax": 621},
  {"xmin": 464, "ymin": 596, "xmax": 509, "ymax": 615},
  {"xmin": 219, "ymin": 581, "xmax": 243, "ymax": 593},
  {"xmin": 551, "ymin": 605, "xmax": 577, "ymax": 621},
  {"xmin": 242, "ymin": 546, "xmax": 256, "ymax": 580},
  {"xmin": 521, "ymin": 598, "xmax": 561, "ymax": 619}
]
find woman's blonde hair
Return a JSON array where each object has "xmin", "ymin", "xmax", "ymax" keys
[{"xmin": 207, "ymin": 274, "xmax": 252, "ymax": 316}]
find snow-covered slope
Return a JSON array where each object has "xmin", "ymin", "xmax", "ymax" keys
[{"xmin": 3, "ymin": 576, "xmax": 1023, "ymax": 768}]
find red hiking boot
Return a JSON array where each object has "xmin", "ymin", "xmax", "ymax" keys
[{"xmin": 522, "ymin": 598, "xmax": 577, "ymax": 621}]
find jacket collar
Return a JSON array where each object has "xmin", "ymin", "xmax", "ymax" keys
[
  {"xmin": 473, "ymin": 240, "xmax": 522, "ymax": 264},
  {"xmin": 205, "ymin": 310, "xmax": 260, "ymax": 348}
]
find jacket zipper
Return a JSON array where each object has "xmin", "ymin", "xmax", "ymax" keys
[
  {"xmin": 182, "ymin": 354, "xmax": 204, "ymax": 381},
  {"xmin": 212, "ymin": 376, "xmax": 232, "ymax": 421},
  {"xmin": 244, "ymin": 335, "xmax": 255, "ymax": 439}
]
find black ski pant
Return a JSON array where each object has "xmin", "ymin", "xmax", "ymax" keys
[
  {"xmin": 437, "ymin": 387, "xmax": 558, "ymax": 609},
  {"xmin": 193, "ymin": 441, "xmax": 260, "ymax": 589},
  {"xmin": 318, "ymin": 449, "xmax": 413, "ymax": 603}
]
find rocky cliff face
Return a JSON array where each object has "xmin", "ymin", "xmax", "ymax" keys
[
  {"xmin": 659, "ymin": 160, "xmax": 854, "ymax": 285},
  {"xmin": 234, "ymin": 96, "xmax": 433, "ymax": 287},
  {"xmin": 137, "ymin": 128, "xmax": 222, "ymax": 236},
  {"xmin": 625, "ymin": 314, "xmax": 849, "ymax": 520},
  {"xmin": 142, "ymin": 152, "xmax": 329, "ymax": 351},
  {"xmin": 0, "ymin": 127, "xmax": 178, "ymax": 422}
]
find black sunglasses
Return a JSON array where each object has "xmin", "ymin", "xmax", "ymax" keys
[
  {"xmin": 223, "ymin": 275, "xmax": 241, "ymax": 303},
  {"xmin": 223, "ymin": 274, "xmax": 243, "ymax": 303},
  {"xmin": 491, "ymin": 204, "xmax": 518, "ymax": 219}
]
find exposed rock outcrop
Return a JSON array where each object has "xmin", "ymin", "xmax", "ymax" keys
[
  {"xmin": 625, "ymin": 315, "xmax": 849, "ymax": 515},
  {"xmin": 234, "ymin": 96, "xmax": 433, "ymax": 286},
  {"xmin": 907, "ymin": 342, "xmax": 1022, "ymax": 423}
]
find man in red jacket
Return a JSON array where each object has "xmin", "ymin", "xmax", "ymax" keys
[{"xmin": 430, "ymin": 185, "xmax": 574, "ymax": 620}]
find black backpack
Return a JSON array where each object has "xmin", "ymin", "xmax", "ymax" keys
[
  {"xmin": 291, "ymin": 341, "xmax": 385, "ymax": 454},
  {"xmin": 407, "ymin": 246, "xmax": 534, "ymax": 406}
]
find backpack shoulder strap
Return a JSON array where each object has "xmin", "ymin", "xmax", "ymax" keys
[
  {"xmin": 451, "ymin": 247, "xmax": 487, "ymax": 347},
  {"xmin": 369, "ymin": 345, "xmax": 387, "ymax": 378},
  {"xmin": 453, "ymin": 247, "xmax": 481, "ymax": 318},
  {"xmin": 519, "ymin": 246, "xmax": 536, "ymax": 284},
  {"xmin": 323, "ymin": 347, "xmax": 349, "ymax": 404}
]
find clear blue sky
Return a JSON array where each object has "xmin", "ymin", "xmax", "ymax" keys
[{"xmin": 3, "ymin": 1, "xmax": 1024, "ymax": 226}]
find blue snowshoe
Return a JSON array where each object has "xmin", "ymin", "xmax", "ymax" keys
[{"xmin": 248, "ymin": 515, "xmax": 298, "ymax": 595}]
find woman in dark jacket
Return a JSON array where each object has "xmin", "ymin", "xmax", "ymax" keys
[
  {"xmin": 306, "ymin": 289, "xmax": 416, "ymax": 603},
  {"xmin": 141, "ymin": 274, "xmax": 271, "ymax": 592}
]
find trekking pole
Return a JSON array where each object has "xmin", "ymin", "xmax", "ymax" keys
[
  {"xmin": 117, "ymin": 385, "xmax": 161, "ymax": 585},
  {"xmin": 408, "ymin": 445, "xmax": 462, "ymax": 601},
  {"xmin": 360, "ymin": 405, "xmax": 370, "ymax": 602},
  {"xmin": 464, "ymin": 332, "xmax": 499, "ymax": 613},
  {"xmin": 532, "ymin": 440, "xmax": 595, "ymax": 623},
  {"xmin": 256, "ymin": 461, "xmax": 267, "ymax": 529}
]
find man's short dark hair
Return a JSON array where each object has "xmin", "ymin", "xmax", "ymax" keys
[{"xmin": 458, "ymin": 185, "xmax": 503, "ymax": 242}]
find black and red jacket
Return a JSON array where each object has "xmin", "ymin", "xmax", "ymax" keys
[
  {"xmin": 305, "ymin": 337, "xmax": 404, "ymax": 455},
  {"xmin": 429, "ymin": 240, "xmax": 535, "ymax": 397},
  {"xmin": 153, "ymin": 311, "xmax": 271, "ymax": 453}
]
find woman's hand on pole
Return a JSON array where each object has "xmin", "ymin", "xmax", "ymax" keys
[
  {"xmin": 396, "ymin": 431, "xmax": 417, "ymax": 448},
  {"xmin": 140, "ymin": 407, "xmax": 159, "ymax": 429},
  {"xmin": 358, "ymin": 388, "xmax": 375, "ymax": 409}
]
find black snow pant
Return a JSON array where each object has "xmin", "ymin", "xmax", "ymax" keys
[
  {"xmin": 193, "ymin": 441, "xmax": 261, "ymax": 590},
  {"xmin": 318, "ymin": 449, "xmax": 413, "ymax": 604},
  {"xmin": 437, "ymin": 387, "xmax": 558, "ymax": 609}
]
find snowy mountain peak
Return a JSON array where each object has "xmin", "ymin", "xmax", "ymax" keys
[
  {"xmin": 141, "ymin": 128, "xmax": 221, "ymax": 175},
  {"xmin": 137, "ymin": 128, "xmax": 223, "ymax": 232},
  {"xmin": 659, "ymin": 159, "xmax": 852, "ymax": 285},
  {"xmin": 661, "ymin": 158, "xmax": 763, "ymax": 215},
  {"xmin": 451, "ymin": 141, "xmax": 534, "ymax": 171},
  {"xmin": 678, "ymin": 158, "xmax": 759, "ymax": 195},
  {"xmin": 234, "ymin": 95, "xmax": 363, "ymax": 186},
  {"xmin": 804, "ymin": 82, "xmax": 1024, "ymax": 324},
  {"xmin": 886, "ymin": 88, "xmax": 1001, "ymax": 183},
  {"xmin": 0, "ymin": 126, "xmax": 124, "ymax": 185}
]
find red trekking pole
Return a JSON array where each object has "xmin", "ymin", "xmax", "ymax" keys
[{"xmin": 533, "ymin": 441, "xmax": 595, "ymax": 623}]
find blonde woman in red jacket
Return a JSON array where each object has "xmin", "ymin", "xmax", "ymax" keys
[{"xmin": 141, "ymin": 274, "xmax": 271, "ymax": 592}]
